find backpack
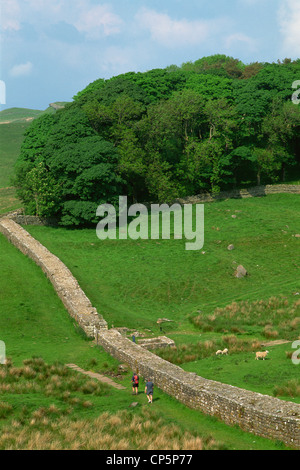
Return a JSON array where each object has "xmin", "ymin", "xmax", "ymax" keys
[{"xmin": 133, "ymin": 374, "xmax": 139, "ymax": 384}]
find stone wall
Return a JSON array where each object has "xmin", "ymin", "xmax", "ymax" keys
[
  {"xmin": 1, "ymin": 215, "xmax": 300, "ymax": 448},
  {"xmin": 0, "ymin": 217, "xmax": 107, "ymax": 336},
  {"xmin": 97, "ymin": 329, "xmax": 300, "ymax": 449},
  {"xmin": 175, "ymin": 184, "xmax": 300, "ymax": 204},
  {"xmin": 6, "ymin": 184, "xmax": 300, "ymax": 226}
]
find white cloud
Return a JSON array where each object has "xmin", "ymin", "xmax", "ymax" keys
[
  {"xmin": 9, "ymin": 61, "xmax": 33, "ymax": 77},
  {"xmin": 135, "ymin": 8, "xmax": 226, "ymax": 48},
  {"xmin": 2, "ymin": 0, "xmax": 123, "ymax": 39},
  {"xmin": 278, "ymin": 0, "xmax": 300, "ymax": 57},
  {"xmin": 73, "ymin": 4, "xmax": 123, "ymax": 39},
  {"xmin": 1, "ymin": 0, "xmax": 22, "ymax": 31},
  {"xmin": 224, "ymin": 33, "xmax": 256, "ymax": 51}
]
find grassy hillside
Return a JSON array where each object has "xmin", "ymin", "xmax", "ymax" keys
[
  {"xmin": 27, "ymin": 194, "xmax": 300, "ymax": 329},
  {"xmin": 0, "ymin": 103, "xmax": 69, "ymax": 124},
  {"xmin": 0, "ymin": 231, "xmax": 282, "ymax": 450},
  {"xmin": 24, "ymin": 193, "xmax": 300, "ymax": 404},
  {"xmin": 0, "ymin": 121, "xmax": 32, "ymax": 188},
  {"xmin": 0, "ymin": 107, "xmax": 43, "ymax": 124},
  {"xmin": 0, "ymin": 100, "xmax": 299, "ymax": 448},
  {"xmin": 0, "ymin": 104, "xmax": 69, "ymax": 214}
]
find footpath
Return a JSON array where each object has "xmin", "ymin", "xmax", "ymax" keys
[{"xmin": 66, "ymin": 363, "xmax": 126, "ymax": 390}]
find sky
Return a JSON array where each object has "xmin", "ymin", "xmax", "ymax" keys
[{"xmin": 0, "ymin": 0, "xmax": 300, "ymax": 111}]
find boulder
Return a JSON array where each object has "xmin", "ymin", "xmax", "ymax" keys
[{"xmin": 234, "ymin": 265, "xmax": 248, "ymax": 278}]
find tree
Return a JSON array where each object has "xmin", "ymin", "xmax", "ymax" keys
[
  {"xmin": 250, "ymin": 147, "xmax": 281, "ymax": 185},
  {"xmin": 19, "ymin": 161, "xmax": 61, "ymax": 217},
  {"xmin": 261, "ymin": 99, "xmax": 300, "ymax": 181}
]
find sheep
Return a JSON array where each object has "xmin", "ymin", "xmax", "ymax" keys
[
  {"xmin": 216, "ymin": 349, "xmax": 228, "ymax": 356},
  {"xmin": 255, "ymin": 350, "xmax": 269, "ymax": 360}
]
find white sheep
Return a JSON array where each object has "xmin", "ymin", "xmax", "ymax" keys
[
  {"xmin": 216, "ymin": 349, "xmax": 228, "ymax": 356},
  {"xmin": 255, "ymin": 350, "xmax": 269, "ymax": 360}
]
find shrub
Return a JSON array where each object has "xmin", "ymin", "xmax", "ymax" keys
[{"xmin": 0, "ymin": 402, "xmax": 13, "ymax": 419}]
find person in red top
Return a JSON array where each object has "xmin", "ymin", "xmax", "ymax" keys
[{"xmin": 131, "ymin": 372, "xmax": 139, "ymax": 395}]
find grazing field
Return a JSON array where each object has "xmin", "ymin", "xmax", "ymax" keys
[
  {"xmin": 0, "ymin": 187, "xmax": 22, "ymax": 215},
  {"xmin": 26, "ymin": 193, "xmax": 300, "ymax": 327},
  {"xmin": 0, "ymin": 121, "xmax": 31, "ymax": 214},
  {"xmin": 23, "ymin": 193, "xmax": 300, "ymax": 405},
  {"xmin": 0, "ymin": 233, "xmax": 284, "ymax": 450},
  {"xmin": 0, "ymin": 122, "xmax": 32, "ymax": 188}
]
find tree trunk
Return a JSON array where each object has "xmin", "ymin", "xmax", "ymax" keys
[{"xmin": 257, "ymin": 171, "xmax": 261, "ymax": 186}]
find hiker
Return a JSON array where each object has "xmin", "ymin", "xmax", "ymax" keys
[
  {"xmin": 145, "ymin": 379, "xmax": 154, "ymax": 403},
  {"xmin": 131, "ymin": 372, "xmax": 139, "ymax": 395}
]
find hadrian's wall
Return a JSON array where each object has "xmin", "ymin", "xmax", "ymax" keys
[
  {"xmin": 175, "ymin": 184, "xmax": 300, "ymax": 204},
  {"xmin": 6, "ymin": 184, "xmax": 300, "ymax": 226},
  {"xmin": 1, "ymin": 215, "xmax": 300, "ymax": 449},
  {"xmin": 97, "ymin": 329, "xmax": 300, "ymax": 449}
]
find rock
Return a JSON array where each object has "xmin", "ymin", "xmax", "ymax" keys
[
  {"xmin": 294, "ymin": 234, "xmax": 300, "ymax": 238},
  {"xmin": 227, "ymin": 244, "xmax": 235, "ymax": 251},
  {"xmin": 234, "ymin": 265, "xmax": 248, "ymax": 278},
  {"xmin": 129, "ymin": 402, "xmax": 139, "ymax": 408}
]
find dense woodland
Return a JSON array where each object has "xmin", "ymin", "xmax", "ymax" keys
[{"xmin": 14, "ymin": 55, "xmax": 300, "ymax": 226}]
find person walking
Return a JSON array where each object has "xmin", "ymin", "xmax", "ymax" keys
[
  {"xmin": 131, "ymin": 372, "xmax": 139, "ymax": 395},
  {"xmin": 145, "ymin": 379, "xmax": 154, "ymax": 403}
]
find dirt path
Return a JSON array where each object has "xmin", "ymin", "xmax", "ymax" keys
[
  {"xmin": 260, "ymin": 339, "xmax": 291, "ymax": 347},
  {"xmin": 66, "ymin": 364, "xmax": 127, "ymax": 390}
]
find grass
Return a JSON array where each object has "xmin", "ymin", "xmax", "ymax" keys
[
  {"xmin": 22, "ymin": 193, "xmax": 300, "ymax": 405},
  {"xmin": 0, "ymin": 187, "xmax": 22, "ymax": 215},
  {"xmin": 1, "ymin": 107, "xmax": 299, "ymax": 449},
  {"xmin": 192, "ymin": 296, "xmax": 300, "ymax": 340},
  {"xmin": 0, "ymin": 230, "xmax": 291, "ymax": 450},
  {"xmin": 0, "ymin": 357, "xmax": 288, "ymax": 450},
  {"xmin": 0, "ymin": 358, "xmax": 220, "ymax": 450},
  {"xmin": 0, "ymin": 120, "xmax": 31, "ymax": 214},
  {"xmin": 181, "ymin": 342, "xmax": 300, "ymax": 400},
  {"xmin": 26, "ymin": 193, "xmax": 300, "ymax": 330},
  {"xmin": 0, "ymin": 108, "xmax": 43, "ymax": 124},
  {"xmin": 0, "ymin": 121, "xmax": 32, "ymax": 188}
]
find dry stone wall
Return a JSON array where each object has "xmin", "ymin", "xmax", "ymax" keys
[
  {"xmin": 175, "ymin": 184, "xmax": 300, "ymax": 204},
  {"xmin": 97, "ymin": 329, "xmax": 300, "ymax": 449},
  {"xmin": 1, "ymin": 215, "xmax": 300, "ymax": 448},
  {"xmin": 6, "ymin": 184, "xmax": 300, "ymax": 226}
]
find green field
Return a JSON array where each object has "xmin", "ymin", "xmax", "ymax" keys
[
  {"xmin": 0, "ymin": 121, "xmax": 32, "ymax": 189},
  {"xmin": 20, "ymin": 194, "xmax": 300, "ymax": 403},
  {"xmin": 1, "ymin": 111, "xmax": 300, "ymax": 448},
  {"xmin": 26, "ymin": 193, "xmax": 300, "ymax": 327},
  {"xmin": 0, "ymin": 105, "xmax": 68, "ymax": 212},
  {"xmin": 0, "ymin": 231, "xmax": 285, "ymax": 450}
]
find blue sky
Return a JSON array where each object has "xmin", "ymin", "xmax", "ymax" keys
[{"xmin": 1, "ymin": 0, "xmax": 300, "ymax": 110}]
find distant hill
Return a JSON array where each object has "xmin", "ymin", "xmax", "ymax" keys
[
  {"xmin": 0, "ymin": 102, "xmax": 69, "ymax": 124},
  {"xmin": 0, "ymin": 102, "xmax": 70, "ymax": 213},
  {"xmin": 0, "ymin": 107, "xmax": 43, "ymax": 124}
]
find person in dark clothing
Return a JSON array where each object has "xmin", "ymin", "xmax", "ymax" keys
[
  {"xmin": 131, "ymin": 372, "xmax": 139, "ymax": 395},
  {"xmin": 145, "ymin": 379, "xmax": 154, "ymax": 403}
]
